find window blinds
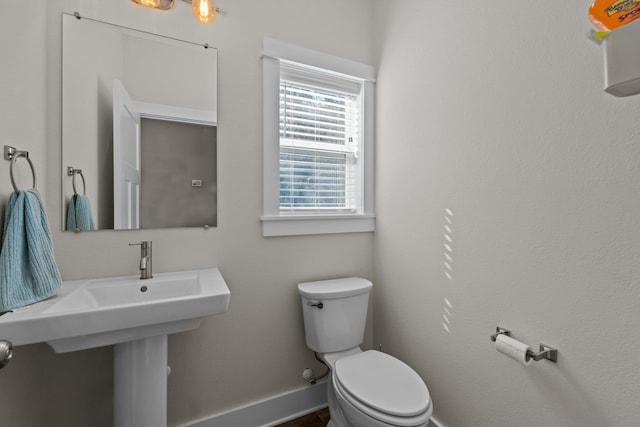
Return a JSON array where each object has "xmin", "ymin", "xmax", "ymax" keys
[{"xmin": 279, "ymin": 69, "xmax": 362, "ymax": 211}]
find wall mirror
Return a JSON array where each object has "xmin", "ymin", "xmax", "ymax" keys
[{"xmin": 62, "ymin": 13, "xmax": 218, "ymax": 231}]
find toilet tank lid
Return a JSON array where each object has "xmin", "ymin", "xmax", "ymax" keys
[{"xmin": 298, "ymin": 277, "xmax": 372, "ymax": 299}]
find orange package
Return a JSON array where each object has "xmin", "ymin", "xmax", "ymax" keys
[{"xmin": 589, "ymin": 0, "xmax": 640, "ymax": 31}]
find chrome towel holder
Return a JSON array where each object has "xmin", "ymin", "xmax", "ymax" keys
[
  {"xmin": 490, "ymin": 326, "xmax": 558, "ymax": 363},
  {"xmin": 4, "ymin": 145, "xmax": 36, "ymax": 192},
  {"xmin": 67, "ymin": 166, "xmax": 86, "ymax": 196}
]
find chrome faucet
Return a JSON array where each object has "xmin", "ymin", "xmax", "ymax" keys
[{"xmin": 129, "ymin": 241, "xmax": 153, "ymax": 280}]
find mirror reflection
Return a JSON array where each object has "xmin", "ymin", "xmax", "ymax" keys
[{"xmin": 62, "ymin": 14, "xmax": 218, "ymax": 231}]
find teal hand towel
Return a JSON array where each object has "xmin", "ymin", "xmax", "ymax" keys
[
  {"xmin": 0, "ymin": 190, "xmax": 62, "ymax": 311},
  {"xmin": 66, "ymin": 194, "xmax": 95, "ymax": 231}
]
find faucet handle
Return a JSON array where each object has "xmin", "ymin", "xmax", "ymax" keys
[{"xmin": 129, "ymin": 241, "xmax": 152, "ymax": 248}]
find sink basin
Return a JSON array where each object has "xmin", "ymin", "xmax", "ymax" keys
[
  {"xmin": 0, "ymin": 268, "xmax": 230, "ymax": 353},
  {"xmin": 44, "ymin": 270, "xmax": 203, "ymax": 314}
]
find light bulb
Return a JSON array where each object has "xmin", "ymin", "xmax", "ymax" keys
[
  {"xmin": 192, "ymin": 0, "xmax": 216, "ymax": 24},
  {"xmin": 137, "ymin": 0, "xmax": 160, "ymax": 7}
]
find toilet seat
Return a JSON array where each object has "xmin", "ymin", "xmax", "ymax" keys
[
  {"xmin": 334, "ymin": 377, "xmax": 432, "ymax": 427},
  {"xmin": 334, "ymin": 350, "xmax": 431, "ymax": 426}
]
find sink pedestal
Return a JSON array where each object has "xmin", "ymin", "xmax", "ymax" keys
[{"xmin": 114, "ymin": 335, "xmax": 168, "ymax": 427}]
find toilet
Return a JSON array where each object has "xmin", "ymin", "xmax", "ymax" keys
[{"xmin": 298, "ymin": 277, "xmax": 432, "ymax": 427}]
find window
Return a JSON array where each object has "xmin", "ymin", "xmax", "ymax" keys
[
  {"xmin": 262, "ymin": 38, "xmax": 375, "ymax": 236},
  {"xmin": 279, "ymin": 65, "xmax": 361, "ymax": 212}
]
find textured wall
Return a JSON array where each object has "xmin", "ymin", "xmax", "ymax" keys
[
  {"xmin": 0, "ymin": 1, "xmax": 375, "ymax": 426},
  {"xmin": 373, "ymin": 1, "xmax": 640, "ymax": 426}
]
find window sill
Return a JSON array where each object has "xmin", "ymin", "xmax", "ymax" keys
[{"xmin": 261, "ymin": 214, "xmax": 375, "ymax": 237}]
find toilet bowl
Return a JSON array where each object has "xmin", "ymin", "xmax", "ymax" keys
[
  {"xmin": 331, "ymin": 350, "xmax": 432, "ymax": 427},
  {"xmin": 298, "ymin": 278, "xmax": 432, "ymax": 427}
]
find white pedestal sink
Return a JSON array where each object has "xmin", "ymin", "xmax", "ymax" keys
[{"xmin": 0, "ymin": 268, "xmax": 230, "ymax": 427}]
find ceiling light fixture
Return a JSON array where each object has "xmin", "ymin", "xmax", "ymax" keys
[{"xmin": 130, "ymin": 0, "xmax": 219, "ymax": 24}]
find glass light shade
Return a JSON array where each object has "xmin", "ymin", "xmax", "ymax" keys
[
  {"xmin": 130, "ymin": 0, "xmax": 175, "ymax": 10},
  {"xmin": 192, "ymin": 0, "xmax": 217, "ymax": 23}
]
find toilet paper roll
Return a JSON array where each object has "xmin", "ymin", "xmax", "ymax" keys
[{"xmin": 495, "ymin": 334, "xmax": 531, "ymax": 366}]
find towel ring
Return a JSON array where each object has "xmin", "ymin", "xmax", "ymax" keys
[
  {"xmin": 68, "ymin": 168, "xmax": 86, "ymax": 196},
  {"xmin": 10, "ymin": 152, "xmax": 36, "ymax": 192}
]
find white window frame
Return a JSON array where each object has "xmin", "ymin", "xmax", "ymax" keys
[{"xmin": 261, "ymin": 38, "xmax": 375, "ymax": 237}]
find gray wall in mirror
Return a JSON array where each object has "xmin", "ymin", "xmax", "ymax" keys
[
  {"xmin": 140, "ymin": 119, "xmax": 217, "ymax": 228},
  {"xmin": 62, "ymin": 14, "xmax": 218, "ymax": 231}
]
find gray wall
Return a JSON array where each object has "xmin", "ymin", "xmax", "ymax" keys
[
  {"xmin": 0, "ymin": 1, "xmax": 375, "ymax": 426},
  {"xmin": 5, "ymin": 1, "xmax": 638, "ymax": 427},
  {"xmin": 373, "ymin": 1, "xmax": 640, "ymax": 426},
  {"xmin": 140, "ymin": 119, "xmax": 217, "ymax": 228}
]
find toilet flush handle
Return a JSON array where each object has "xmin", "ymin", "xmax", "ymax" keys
[{"xmin": 307, "ymin": 301, "xmax": 324, "ymax": 309}]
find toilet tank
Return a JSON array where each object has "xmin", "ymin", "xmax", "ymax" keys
[{"xmin": 298, "ymin": 277, "xmax": 372, "ymax": 353}]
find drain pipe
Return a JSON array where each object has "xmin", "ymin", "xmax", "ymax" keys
[{"xmin": 302, "ymin": 352, "xmax": 330, "ymax": 385}]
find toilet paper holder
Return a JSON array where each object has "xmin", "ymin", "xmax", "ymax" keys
[{"xmin": 490, "ymin": 327, "xmax": 558, "ymax": 363}]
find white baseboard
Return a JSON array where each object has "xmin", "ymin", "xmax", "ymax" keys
[
  {"xmin": 185, "ymin": 380, "xmax": 328, "ymax": 427},
  {"xmin": 184, "ymin": 380, "xmax": 444, "ymax": 427},
  {"xmin": 430, "ymin": 415, "xmax": 446, "ymax": 427}
]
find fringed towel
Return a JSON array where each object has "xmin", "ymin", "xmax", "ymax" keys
[
  {"xmin": 0, "ymin": 189, "xmax": 62, "ymax": 311},
  {"xmin": 66, "ymin": 194, "xmax": 95, "ymax": 231}
]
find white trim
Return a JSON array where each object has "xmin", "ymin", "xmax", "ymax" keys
[
  {"xmin": 262, "ymin": 38, "xmax": 375, "ymax": 82},
  {"xmin": 136, "ymin": 101, "xmax": 217, "ymax": 126},
  {"xmin": 362, "ymin": 81, "xmax": 375, "ymax": 220},
  {"xmin": 184, "ymin": 381, "xmax": 328, "ymax": 427},
  {"xmin": 180, "ymin": 378, "xmax": 439, "ymax": 427},
  {"xmin": 262, "ymin": 215, "xmax": 375, "ymax": 237},
  {"xmin": 263, "ymin": 55, "xmax": 281, "ymax": 218}
]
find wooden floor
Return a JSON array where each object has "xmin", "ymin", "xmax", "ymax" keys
[{"xmin": 275, "ymin": 408, "xmax": 330, "ymax": 427}]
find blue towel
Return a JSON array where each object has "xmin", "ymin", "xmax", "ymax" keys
[
  {"xmin": 66, "ymin": 194, "xmax": 95, "ymax": 231},
  {"xmin": 0, "ymin": 190, "xmax": 62, "ymax": 311}
]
